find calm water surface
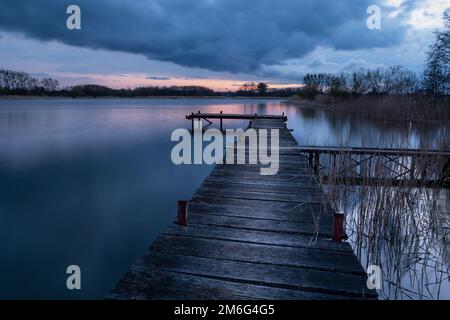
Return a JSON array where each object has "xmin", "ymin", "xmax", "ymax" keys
[{"xmin": 0, "ymin": 98, "xmax": 447, "ymax": 299}]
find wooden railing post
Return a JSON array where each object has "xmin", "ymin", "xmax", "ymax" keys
[
  {"xmin": 313, "ymin": 151, "xmax": 320, "ymax": 174},
  {"xmin": 410, "ymin": 156, "xmax": 415, "ymax": 180},
  {"xmin": 220, "ymin": 110, "xmax": 223, "ymax": 132},
  {"xmin": 332, "ymin": 212, "xmax": 345, "ymax": 241},
  {"xmin": 441, "ymin": 156, "xmax": 450, "ymax": 180},
  {"xmin": 178, "ymin": 200, "xmax": 188, "ymax": 226}
]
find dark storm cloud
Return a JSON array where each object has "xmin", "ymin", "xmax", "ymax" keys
[{"xmin": 0, "ymin": 0, "xmax": 408, "ymax": 74}]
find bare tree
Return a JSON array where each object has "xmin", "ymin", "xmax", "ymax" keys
[
  {"xmin": 383, "ymin": 65, "xmax": 418, "ymax": 95},
  {"xmin": 424, "ymin": 12, "xmax": 450, "ymax": 96},
  {"xmin": 257, "ymin": 82, "xmax": 268, "ymax": 95},
  {"xmin": 40, "ymin": 78, "xmax": 60, "ymax": 92},
  {"xmin": 0, "ymin": 69, "xmax": 60, "ymax": 94}
]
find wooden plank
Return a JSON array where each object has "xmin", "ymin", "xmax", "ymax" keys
[
  {"xmin": 205, "ymin": 175, "xmax": 321, "ymax": 189},
  {"xmin": 109, "ymin": 267, "xmax": 360, "ymax": 300},
  {"xmin": 138, "ymin": 252, "xmax": 377, "ymax": 298},
  {"xmin": 225, "ymin": 155, "xmax": 310, "ymax": 166},
  {"xmin": 215, "ymin": 162, "xmax": 313, "ymax": 172},
  {"xmin": 199, "ymin": 180, "xmax": 323, "ymax": 196},
  {"xmin": 186, "ymin": 212, "xmax": 332, "ymax": 237},
  {"xmin": 194, "ymin": 188, "xmax": 324, "ymax": 204},
  {"xmin": 213, "ymin": 165, "xmax": 316, "ymax": 175},
  {"xmin": 208, "ymin": 171, "xmax": 319, "ymax": 186},
  {"xmin": 190, "ymin": 195, "xmax": 331, "ymax": 212},
  {"xmin": 187, "ymin": 202, "xmax": 332, "ymax": 224},
  {"xmin": 210, "ymin": 168, "xmax": 318, "ymax": 181},
  {"xmin": 163, "ymin": 225, "xmax": 351, "ymax": 252},
  {"xmin": 151, "ymin": 235, "xmax": 366, "ymax": 275}
]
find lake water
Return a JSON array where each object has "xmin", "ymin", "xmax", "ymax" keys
[{"xmin": 0, "ymin": 98, "xmax": 448, "ymax": 299}]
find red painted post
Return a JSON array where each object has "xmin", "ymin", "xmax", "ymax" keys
[
  {"xmin": 332, "ymin": 212, "xmax": 345, "ymax": 241},
  {"xmin": 178, "ymin": 200, "xmax": 188, "ymax": 226}
]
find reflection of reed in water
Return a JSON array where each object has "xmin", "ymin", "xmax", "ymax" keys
[
  {"xmin": 317, "ymin": 140, "xmax": 450, "ymax": 299},
  {"xmin": 437, "ymin": 190, "xmax": 450, "ymax": 264}
]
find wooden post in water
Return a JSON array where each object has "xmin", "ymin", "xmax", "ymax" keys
[
  {"xmin": 332, "ymin": 212, "xmax": 345, "ymax": 241},
  {"xmin": 313, "ymin": 151, "xmax": 320, "ymax": 174},
  {"xmin": 410, "ymin": 156, "xmax": 415, "ymax": 180},
  {"xmin": 441, "ymin": 156, "xmax": 450, "ymax": 180},
  {"xmin": 178, "ymin": 200, "xmax": 188, "ymax": 226}
]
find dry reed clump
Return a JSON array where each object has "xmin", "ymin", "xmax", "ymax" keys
[
  {"xmin": 317, "ymin": 131, "xmax": 450, "ymax": 299},
  {"xmin": 294, "ymin": 95, "xmax": 450, "ymax": 123}
]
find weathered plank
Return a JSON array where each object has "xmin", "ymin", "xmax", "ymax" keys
[
  {"xmin": 186, "ymin": 212, "xmax": 331, "ymax": 237},
  {"xmin": 210, "ymin": 169, "xmax": 319, "ymax": 182},
  {"xmin": 135, "ymin": 252, "xmax": 376, "ymax": 298},
  {"xmin": 205, "ymin": 175, "xmax": 321, "ymax": 189},
  {"xmin": 200, "ymin": 180, "xmax": 323, "ymax": 196},
  {"xmin": 163, "ymin": 225, "xmax": 351, "ymax": 252},
  {"xmin": 151, "ymin": 235, "xmax": 366, "ymax": 274},
  {"xmin": 190, "ymin": 195, "xmax": 330, "ymax": 210},
  {"xmin": 194, "ymin": 188, "xmax": 324, "ymax": 203},
  {"xmin": 108, "ymin": 267, "xmax": 362, "ymax": 300},
  {"xmin": 187, "ymin": 202, "xmax": 332, "ymax": 224}
]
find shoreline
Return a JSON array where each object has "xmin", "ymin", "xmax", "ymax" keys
[
  {"xmin": 0, "ymin": 95, "xmax": 285, "ymax": 100},
  {"xmin": 287, "ymin": 96, "xmax": 450, "ymax": 124}
]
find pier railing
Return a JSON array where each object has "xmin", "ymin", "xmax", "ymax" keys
[
  {"xmin": 186, "ymin": 111, "xmax": 287, "ymax": 131},
  {"xmin": 298, "ymin": 146, "xmax": 450, "ymax": 189}
]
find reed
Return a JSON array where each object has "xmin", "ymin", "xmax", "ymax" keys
[
  {"xmin": 317, "ymin": 127, "xmax": 450, "ymax": 299},
  {"xmin": 293, "ymin": 95, "xmax": 450, "ymax": 123}
]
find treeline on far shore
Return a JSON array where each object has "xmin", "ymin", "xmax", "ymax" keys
[
  {"xmin": 0, "ymin": 64, "xmax": 448, "ymax": 99},
  {"xmin": 0, "ymin": 69, "xmax": 300, "ymax": 98},
  {"xmin": 0, "ymin": 69, "xmax": 216, "ymax": 97}
]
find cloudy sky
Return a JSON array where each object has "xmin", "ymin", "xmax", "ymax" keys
[{"xmin": 0, "ymin": 0, "xmax": 448, "ymax": 91}]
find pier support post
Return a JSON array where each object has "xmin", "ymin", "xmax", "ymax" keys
[
  {"xmin": 332, "ymin": 212, "xmax": 345, "ymax": 241},
  {"xmin": 410, "ymin": 156, "xmax": 415, "ymax": 180},
  {"xmin": 441, "ymin": 156, "xmax": 450, "ymax": 180},
  {"xmin": 313, "ymin": 151, "xmax": 320, "ymax": 174},
  {"xmin": 178, "ymin": 200, "xmax": 188, "ymax": 226}
]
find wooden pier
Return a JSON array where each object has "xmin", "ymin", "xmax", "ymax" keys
[{"xmin": 109, "ymin": 114, "xmax": 377, "ymax": 300}]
